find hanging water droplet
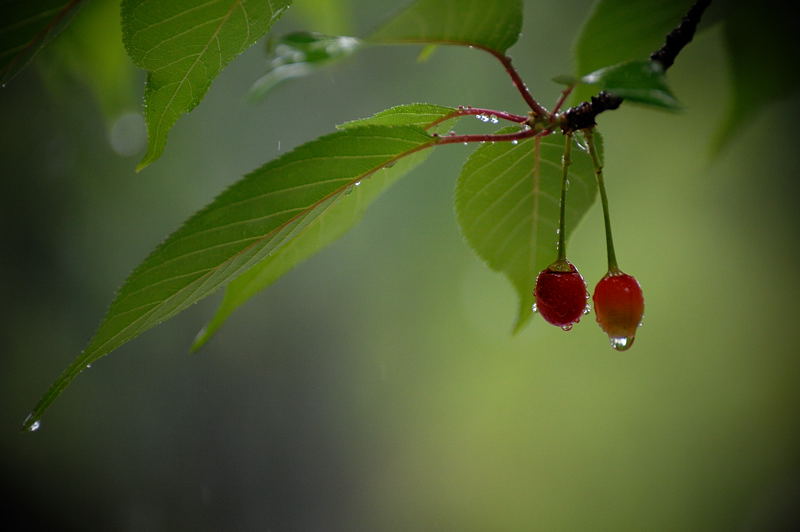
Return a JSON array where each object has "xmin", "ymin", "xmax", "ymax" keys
[
  {"xmin": 511, "ymin": 139, "xmax": 519, "ymax": 145},
  {"xmin": 583, "ymin": 305, "xmax": 591, "ymax": 315},
  {"xmin": 85, "ymin": 363, "xmax": 92, "ymax": 369},
  {"xmin": 354, "ymin": 180, "xmax": 362, "ymax": 187},
  {"xmin": 24, "ymin": 414, "xmax": 41, "ymax": 432},
  {"xmin": 490, "ymin": 114, "xmax": 499, "ymax": 124},
  {"xmin": 463, "ymin": 142, "xmax": 469, "ymax": 146},
  {"xmin": 532, "ymin": 303, "xmax": 538, "ymax": 313},
  {"xmin": 561, "ymin": 324, "xmax": 573, "ymax": 331},
  {"xmin": 610, "ymin": 336, "xmax": 634, "ymax": 351}
]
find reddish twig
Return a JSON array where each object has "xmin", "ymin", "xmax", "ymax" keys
[
  {"xmin": 432, "ymin": 127, "xmax": 542, "ymax": 146},
  {"xmin": 551, "ymin": 85, "xmax": 575, "ymax": 115},
  {"xmin": 487, "ymin": 50, "xmax": 549, "ymax": 117},
  {"xmin": 426, "ymin": 106, "xmax": 528, "ymax": 130}
]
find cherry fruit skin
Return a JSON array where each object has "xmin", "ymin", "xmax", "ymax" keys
[
  {"xmin": 593, "ymin": 272, "xmax": 644, "ymax": 350},
  {"xmin": 534, "ymin": 261, "xmax": 588, "ymax": 329}
]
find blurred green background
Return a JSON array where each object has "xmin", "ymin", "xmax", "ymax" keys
[{"xmin": 2, "ymin": 1, "xmax": 799, "ymax": 530}]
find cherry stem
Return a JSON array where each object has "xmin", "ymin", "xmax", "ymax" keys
[
  {"xmin": 583, "ymin": 128, "xmax": 619, "ymax": 272},
  {"xmin": 552, "ymin": 85, "xmax": 575, "ymax": 116},
  {"xmin": 426, "ymin": 106, "xmax": 528, "ymax": 130},
  {"xmin": 557, "ymin": 133, "xmax": 572, "ymax": 262}
]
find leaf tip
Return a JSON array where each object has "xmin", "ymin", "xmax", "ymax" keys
[
  {"xmin": 135, "ymin": 149, "xmax": 157, "ymax": 172},
  {"xmin": 190, "ymin": 323, "xmax": 217, "ymax": 353}
]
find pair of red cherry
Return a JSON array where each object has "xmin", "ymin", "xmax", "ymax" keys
[{"xmin": 534, "ymin": 260, "xmax": 643, "ymax": 350}]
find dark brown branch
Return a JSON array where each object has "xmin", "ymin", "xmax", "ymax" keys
[
  {"xmin": 561, "ymin": 91, "xmax": 622, "ymax": 133},
  {"xmin": 560, "ymin": 0, "xmax": 712, "ymax": 133},
  {"xmin": 650, "ymin": 0, "xmax": 712, "ymax": 69}
]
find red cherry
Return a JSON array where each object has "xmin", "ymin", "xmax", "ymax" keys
[
  {"xmin": 593, "ymin": 272, "xmax": 644, "ymax": 350},
  {"xmin": 534, "ymin": 261, "xmax": 588, "ymax": 329}
]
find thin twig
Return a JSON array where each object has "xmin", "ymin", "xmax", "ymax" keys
[
  {"xmin": 559, "ymin": 0, "xmax": 712, "ymax": 133},
  {"xmin": 432, "ymin": 127, "xmax": 539, "ymax": 146},
  {"xmin": 426, "ymin": 106, "xmax": 528, "ymax": 130}
]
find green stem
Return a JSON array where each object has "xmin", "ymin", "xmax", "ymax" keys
[
  {"xmin": 557, "ymin": 133, "xmax": 572, "ymax": 262},
  {"xmin": 583, "ymin": 128, "xmax": 619, "ymax": 272}
]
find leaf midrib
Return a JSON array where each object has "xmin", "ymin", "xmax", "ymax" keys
[
  {"xmin": 149, "ymin": 0, "xmax": 242, "ymax": 141},
  {"xmin": 86, "ymin": 137, "xmax": 437, "ymax": 362}
]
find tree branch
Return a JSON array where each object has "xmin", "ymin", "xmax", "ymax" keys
[{"xmin": 560, "ymin": 0, "xmax": 712, "ymax": 133}]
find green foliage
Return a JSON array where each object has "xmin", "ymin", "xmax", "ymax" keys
[
  {"xmin": 0, "ymin": 0, "xmax": 83, "ymax": 85},
  {"xmin": 456, "ymin": 131, "xmax": 600, "ymax": 332},
  {"xmin": 581, "ymin": 60, "xmax": 680, "ymax": 110},
  {"xmin": 338, "ymin": 102, "xmax": 456, "ymax": 129},
  {"xmin": 121, "ymin": 0, "xmax": 291, "ymax": 170},
  {"xmin": 22, "ymin": 0, "xmax": 723, "ymax": 426},
  {"xmin": 249, "ymin": 31, "xmax": 361, "ymax": 101},
  {"xmin": 572, "ymin": 0, "xmax": 694, "ymax": 103},
  {"xmin": 25, "ymin": 111, "xmax": 452, "ymax": 427},
  {"xmin": 370, "ymin": 0, "xmax": 522, "ymax": 54},
  {"xmin": 292, "ymin": 0, "xmax": 352, "ymax": 35},
  {"xmin": 193, "ymin": 103, "xmax": 458, "ymax": 349}
]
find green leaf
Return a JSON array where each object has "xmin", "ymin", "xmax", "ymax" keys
[
  {"xmin": 369, "ymin": 0, "xmax": 522, "ymax": 55},
  {"xmin": 572, "ymin": 0, "xmax": 694, "ymax": 103},
  {"xmin": 581, "ymin": 60, "xmax": 680, "ymax": 110},
  {"xmin": 121, "ymin": 0, "xmax": 291, "ymax": 170},
  {"xmin": 552, "ymin": 74, "xmax": 578, "ymax": 86},
  {"xmin": 193, "ymin": 103, "xmax": 458, "ymax": 349},
  {"xmin": 292, "ymin": 0, "xmax": 352, "ymax": 35},
  {"xmin": 0, "ymin": 0, "xmax": 83, "ymax": 85},
  {"xmin": 25, "ymin": 120, "xmax": 450, "ymax": 429},
  {"xmin": 338, "ymin": 102, "xmax": 456, "ymax": 129},
  {"xmin": 456, "ymin": 130, "xmax": 601, "ymax": 332},
  {"xmin": 249, "ymin": 31, "xmax": 361, "ymax": 101}
]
